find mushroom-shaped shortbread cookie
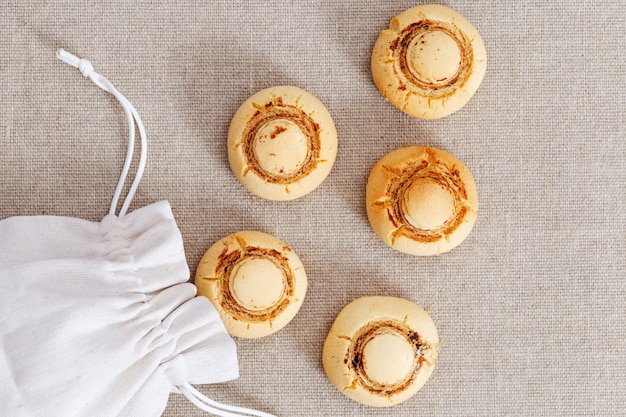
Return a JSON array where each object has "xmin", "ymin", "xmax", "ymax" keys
[
  {"xmin": 371, "ymin": 4, "xmax": 486, "ymax": 119},
  {"xmin": 228, "ymin": 86, "xmax": 338, "ymax": 200},
  {"xmin": 323, "ymin": 296, "xmax": 439, "ymax": 407},
  {"xmin": 195, "ymin": 231, "xmax": 307, "ymax": 338},
  {"xmin": 366, "ymin": 147, "xmax": 478, "ymax": 256}
]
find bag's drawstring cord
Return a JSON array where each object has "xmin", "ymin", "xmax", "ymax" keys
[
  {"xmin": 56, "ymin": 49, "xmax": 277, "ymax": 417},
  {"xmin": 56, "ymin": 49, "xmax": 146, "ymax": 218},
  {"xmin": 179, "ymin": 384, "xmax": 277, "ymax": 417}
]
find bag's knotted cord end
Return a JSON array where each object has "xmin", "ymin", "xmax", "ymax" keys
[{"xmin": 57, "ymin": 49, "xmax": 94, "ymax": 77}]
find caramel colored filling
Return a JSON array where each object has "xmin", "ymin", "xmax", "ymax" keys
[
  {"xmin": 378, "ymin": 150, "xmax": 469, "ymax": 244},
  {"xmin": 212, "ymin": 241, "xmax": 294, "ymax": 322},
  {"xmin": 392, "ymin": 20, "xmax": 473, "ymax": 98},
  {"xmin": 345, "ymin": 319, "xmax": 428, "ymax": 396},
  {"xmin": 242, "ymin": 97, "xmax": 321, "ymax": 184}
]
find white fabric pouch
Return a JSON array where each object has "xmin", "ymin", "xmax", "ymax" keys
[{"xmin": 0, "ymin": 50, "xmax": 274, "ymax": 417}]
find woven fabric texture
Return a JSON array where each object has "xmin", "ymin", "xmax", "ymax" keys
[{"xmin": 1, "ymin": 1, "xmax": 624, "ymax": 416}]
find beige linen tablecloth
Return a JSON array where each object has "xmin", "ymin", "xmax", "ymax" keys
[{"xmin": 1, "ymin": 1, "xmax": 624, "ymax": 416}]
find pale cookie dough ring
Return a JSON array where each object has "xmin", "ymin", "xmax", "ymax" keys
[
  {"xmin": 195, "ymin": 231, "xmax": 307, "ymax": 338},
  {"xmin": 371, "ymin": 4, "xmax": 487, "ymax": 119},
  {"xmin": 228, "ymin": 86, "xmax": 338, "ymax": 200},
  {"xmin": 366, "ymin": 147, "xmax": 478, "ymax": 256},
  {"xmin": 322, "ymin": 296, "xmax": 439, "ymax": 407}
]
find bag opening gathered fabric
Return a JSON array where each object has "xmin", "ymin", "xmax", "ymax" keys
[{"xmin": 0, "ymin": 50, "xmax": 275, "ymax": 417}]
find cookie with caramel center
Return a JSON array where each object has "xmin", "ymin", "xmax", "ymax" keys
[
  {"xmin": 366, "ymin": 146, "xmax": 478, "ymax": 256},
  {"xmin": 195, "ymin": 231, "xmax": 307, "ymax": 338},
  {"xmin": 322, "ymin": 296, "xmax": 439, "ymax": 407},
  {"xmin": 371, "ymin": 4, "xmax": 487, "ymax": 119},
  {"xmin": 228, "ymin": 86, "xmax": 338, "ymax": 200}
]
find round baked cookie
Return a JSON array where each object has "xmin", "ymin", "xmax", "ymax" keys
[
  {"xmin": 195, "ymin": 231, "xmax": 307, "ymax": 338},
  {"xmin": 228, "ymin": 86, "xmax": 338, "ymax": 200},
  {"xmin": 322, "ymin": 296, "xmax": 439, "ymax": 407},
  {"xmin": 366, "ymin": 146, "xmax": 478, "ymax": 256},
  {"xmin": 371, "ymin": 4, "xmax": 487, "ymax": 119}
]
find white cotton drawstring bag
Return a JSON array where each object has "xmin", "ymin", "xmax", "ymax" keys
[{"xmin": 0, "ymin": 50, "xmax": 275, "ymax": 417}]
